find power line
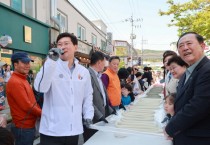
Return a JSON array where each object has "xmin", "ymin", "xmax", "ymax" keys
[
  {"xmin": 71, "ymin": 0, "xmax": 133, "ymax": 42},
  {"xmin": 68, "ymin": 0, "xmax": 109, "ymax": 39},
  {"xmin": 88, "ymin": 0, "xmax": 106, "ymax": 20},
  {"xmin": 87, "ymin": 0, "xmax": 116, "ymax": 33},
  {"xmin": 78, "ymin": 0, "xmax": 123, "ymax": 47},
  {"xmin": 91, "ymin": 0, "xmax": 125, "ymax": 37},
  {"xmin": 81, "ymin": 0, "xmax": 100, "ymax": 19},
  {"xmin": 80, "ymin": 0, "xmax": 119, "ymax": 38},
  {"xmin": 105, "ymin": 20, "xmax": 124, "ymax": 24},
  {"xmin": 84, "ymin": 0, "xmax": 102, "ymax": 19}
]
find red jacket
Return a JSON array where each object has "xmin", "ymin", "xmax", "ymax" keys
[{"xmin": 6, "ymin": 72, "xmax": 41, "ymax": 128}]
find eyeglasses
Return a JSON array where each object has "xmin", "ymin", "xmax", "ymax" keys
[
  {"xmin": 134, "ymin": 68, "xmax": 138, "ymax": 71},
  {"xmin": 57, "ymin": 42, "xmax": 72, "ymax": 47}
]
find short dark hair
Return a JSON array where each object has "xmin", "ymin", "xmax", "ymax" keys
[
  {"xmin": 143, "ymin": 66, "xmax": 149, "ymax": 71},
  {"xmin": 11, "ymin": 59, "xmax": 19, "ymax": 70},
  {"xmin": 118, "ymin": 68, "xmax": 130, "ymax": 80},
  {"xmin": 126, "ymin": 67, "xmax": 132, "ymax": 74},
  {"xmin": 135, "ymin": 72, "xmax": 142, "ymax": 77},
  {"xmin": 90, "ymin": 51, "xmax": 105, "ymax": 65},
  {"xmin": 167, "ymin": 56, "xmax": 188, "ymax": 67},
  {"xmin": 121, "ymin": 83, "xmax": 132, "ymax": 92},
  {"xmin": 148, "ymin": 67, "xmax": 152, "ymax": 71},
  {"xmin": 56, "ymin": 32, "xmax": 78, "ymax": 45},
  {"xmin": 177, "ymin": 32, "xmax": 205, "ymax": 48},
  {"xmin": 109, "ymin": 56, "xmax": 120, "ymax": 62},
  {"xmin": 163, "ymin": 50, "xmax": 177, "ymax": 63}
]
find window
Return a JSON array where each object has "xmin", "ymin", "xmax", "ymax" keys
[
  {"xmin": 91, "ymin": 34, "xmax": 97, "ymax": 46},
  {"xmin": 11, "ymin": 0, "xmax": 22, "ymax": 11},
  {"xmin": 11, "ymin": 0, "xmax": 35, "ymax": 17},
  {"xmin": 101, "ymin": 40, "xmax": 106, "ymax": 51},
  {"xmin": 77, "ymin": 24, "xmax": 86, "ymax": 40},
  {"xmin": 57, "ymin": 11, "xmax": 67, "ymax": 33},
  {"xmin": 25, "ymin": 0, "xmax": 34, "ymax": 17}
]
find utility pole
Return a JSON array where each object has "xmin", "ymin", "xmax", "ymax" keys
[{"xmin": 124, "ymin": 15, "xmax": 142, "ymax": 66}]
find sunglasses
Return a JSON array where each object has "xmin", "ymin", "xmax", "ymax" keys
[{"xmin": 134, "ymin": 68, "xmax": 138, "ymax": 71}]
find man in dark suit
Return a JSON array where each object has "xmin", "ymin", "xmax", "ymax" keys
[
  {"xmin": 83, "ymin": 51, "xmax": 113, "ymax": 142},
  {"xmin": 165, "ymin": 32, "xmax": 210, "ymax": 145}
]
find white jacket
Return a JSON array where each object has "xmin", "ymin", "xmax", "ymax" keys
[{"xmin": 34, "ymin": 58, "xmax": 93, "ymax": 136}]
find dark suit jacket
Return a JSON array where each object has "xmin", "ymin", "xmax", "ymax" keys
[
  {"xmin": 88, "ymin": 68, "xmax": 113, "ymax": 124},
  {"xmin": 166, "ymin": 56, "xmax": 210, "ymax": 145}
]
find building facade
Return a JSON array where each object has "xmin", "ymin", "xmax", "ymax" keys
[
  {"xmin": 0, "ymin": 0, "xmax": 108, "ymax": 70},
  {"xmin": 113, "ymin": 40, "xmax": 138, "ymax": 67},
  {"xmin": 0, "ymin": 2, "xmax": 50, "ymax": 72}
]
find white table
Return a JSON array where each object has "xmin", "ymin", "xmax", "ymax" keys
[
  {"xmin": 84, "ymin": 85, "xmax": 172, "ymax": 145},
  {"xmin": 84, "ymin": 130, "xmax": 172, "ymax": 145}
]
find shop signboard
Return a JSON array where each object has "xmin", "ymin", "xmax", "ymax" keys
[
  {"xmin": 116, "ymin": 46, "xmax": 128, "ymax": 56},
  {"xmin": 77, "ymin": 41, "xmax": 92, "ymax": 54}
]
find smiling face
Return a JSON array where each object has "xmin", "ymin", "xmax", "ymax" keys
[
  {"xmin": 14, "ymin": 61, "xmax": 31, "ymax": 75},
  {"xmin": 109, "ymin": 58, "xmax": 120, "ymax": 73},
  {"xmin": 177, "ymin": 33, "xmax": 205, "ymax": 66},
  {"xmin": 57, "ymin": 37, "xmax": 77, "ymax": 61},
  {"xmin": 169, "ymin": 62, "xmax": 186, "ymax": 79}
]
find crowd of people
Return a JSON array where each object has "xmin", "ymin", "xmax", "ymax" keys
[
  {"xmin": 161, "ymin": 32, "xmax": 210, "ymax": 145},
  {"xmin": 0, "ymin": 31, "xmax": 210, "ymax": 145}
]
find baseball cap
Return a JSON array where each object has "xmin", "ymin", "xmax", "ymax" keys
[{"xmin": 11, "ymin": 52, "xmax": 34, "ymax": 63}]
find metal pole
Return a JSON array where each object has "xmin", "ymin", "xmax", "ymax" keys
[{"xmin": 124, "ymin": 15, "xmax": 142, "ymax": 67}]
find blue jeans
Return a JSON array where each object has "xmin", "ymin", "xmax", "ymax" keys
[{"xmin": 11, "ymin": 125, "xmax": 35, "ymax": 145}]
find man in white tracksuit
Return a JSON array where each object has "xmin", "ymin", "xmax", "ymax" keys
[{"xmin": 34, "ymin": 33, "xmax": 94, "ymax": 145}]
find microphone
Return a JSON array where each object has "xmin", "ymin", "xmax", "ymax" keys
[{"xmin": 49, "ymin": 48, "xmax": 64, "ymax": 55}]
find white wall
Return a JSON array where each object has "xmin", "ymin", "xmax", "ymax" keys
[
  {"xmin": 57, "ymin": 0, "xmax": 106, "ymax": 48},
  {"xmin": 0, "ymin": 0, "xmax": 10, "ymax": 6},
  {"xmin": 36, "ymin": 0, "xmax": 51, "ymax": 24},
  {"xmin": 0, "ymin": 0, "xmax": 107, "ymax": 50}
]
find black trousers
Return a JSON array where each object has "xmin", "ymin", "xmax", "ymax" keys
[
  {"xmin": 83, "ymin": 127, "xmax": 97, "ymax": 143},
  {"xmin": 40, "ymin": 133, "xmax": 79, "ymax": 145}
]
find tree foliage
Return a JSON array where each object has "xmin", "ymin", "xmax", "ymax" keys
[{"xmin": 159, "ymin": 0, "xmax": 210, "ymax": 44}]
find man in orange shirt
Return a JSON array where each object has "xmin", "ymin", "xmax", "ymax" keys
[
  {"xmin": 101, "ymin": 56, "xmax": 121, "ymax": 109},
  {"xmin": 6, "ymin": 52, "xmax": 41, "ymax": 145}
]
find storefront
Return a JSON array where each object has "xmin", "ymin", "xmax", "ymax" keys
[
  {"xmin": 75, "ymin": 40, "xmax": 111, "ymax": 68},
  {"xmin": 75, "ymin": 40, "xmax": 92, "ymax": 67},
  {"xmin": 0, "ymin": 3, "xmax": 50, "ymax": 73}
]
